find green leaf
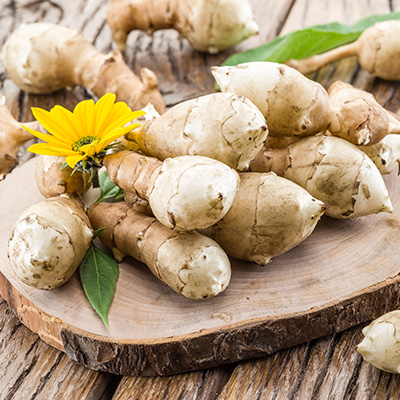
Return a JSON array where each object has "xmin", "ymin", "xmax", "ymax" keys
[
  {"xmin": 80, "ymin": 243, "xmax": 119, "ymax": 328},
  {"xmin": 221, "ymin": 12, "xmax": 400, "ymax": 67},
  {"xmin": 95, "ymin": 169, "xmax": 124, "ymax": 204}
]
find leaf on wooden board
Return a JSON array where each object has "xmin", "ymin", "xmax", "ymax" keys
[
  {"xmin": 221, "ymin": 12, "xmax": 400, "ymax": 67},
  {"xmin": 80, "ymin": 243, "xmax": 119, "ymax": 328},
  {"xmin": 94, "ymin": 169, "xmax": 124, "ymax": 204}
]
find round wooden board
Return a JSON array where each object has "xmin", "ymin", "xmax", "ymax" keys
[{"xmin": 1, "ymin": 158, "xmax": 400, "ymax": 376}]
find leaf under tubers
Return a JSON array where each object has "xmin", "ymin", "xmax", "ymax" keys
[
  {"xmin": 328, "ymin": 81, "xmax": 400, "ymax": 145},
  {"xmin": 212, "ymin": 62, "xmax": 337, "ymax": 138},
  {"xmin": 357, "ymin": 311, "xmax": 400, "ymax": 374},
  {"xmin": 35, "ymin": 155, "xmax": 92, "ymax": 198},
  {"xmin": 0, "ymin": 23, "xmax": 165, "ymax": 113},
  {"xmin": 8, "ymin": 196, "xmax": 93, "ymax": 290},
  {"xmin": 251, "ymin": 136, "xmax": 393, "ymax": 219},
  {"xmin": 88, "ymin": 202, "xmax": 231, "ymax": 300},
  {"xmin": 287, "ymin": 20, "xmax": 400, "ymax": 81},
  {"xmin": 103, "ymin": 151, "xmax": 240, "ymax": 231},
  {"xmin": 124, "ymin": 92, "xmax": 268, "ymax": 171},
  {"xmin": 107, "ymin": 0, "xmax": 259, "ymax": 54},
  {"xmin": 203, "ymin": 172, "xmax": 326, "ymax": 266}
]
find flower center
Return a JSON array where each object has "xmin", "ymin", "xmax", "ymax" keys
[{"xmin": 72, "ymin": 136, "xmax": 100, "ymax": 153}]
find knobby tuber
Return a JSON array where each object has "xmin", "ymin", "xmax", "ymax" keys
[
  {"xmin": 35, "ymin": 155, "xmax": 92, "ymax": 198},
  {"xmin": 250, "ymin": 136, "xmax": 392, "ymax": 219},
  {"xmin": 88, "ymin": 202, "xmax": 231, "ymax": 300},
  {"xmin": 1, "ymin": 23, "xmax": 165, "ymax": 113},
  {"xmin": 8, "ymin": 196, "xmax": 93, "ymax": 290},
  {"xmin": 103, "ymin": 151, "xmax": 239, "ymax": 231},
  {"xmin": 107, "ymin": 0, "xmax": 259, "ymax": 54},
  {"xmin": 124, "ymin": 93, "xmax": 268, "ymax": 171},
  {"xmin": 202, "ymin": 172, "xmax": 326, "ymax": 265},
  {"xmin": 357, "ymin": 310, "xmax": 400, "ymax": 374},
  {"xmin": 0, "ymin": 95, "xmax": 41, "ymax": 174},
  {"xmin": 328, "ymin": 81, "xmax": 400, "ymax": 145},
  {"xmin": 212, "ymin": 62, "xmax": 337, "ymax": 138},
  {"xmin": 287, "ymin": 20, "xmax": 400, "ymax": 81},
  {"xmin": 360, "ymin": 134, "xmax": 400, "ymax": 175}
]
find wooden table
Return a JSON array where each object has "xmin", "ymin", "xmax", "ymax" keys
[{"xmin": 1, "ymin": 0, "xmax": 400, "ymax": 398}]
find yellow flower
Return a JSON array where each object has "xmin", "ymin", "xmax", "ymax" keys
[{"xmin": 24, "ymin": 93, "xmax": 145, "ymax": 169}]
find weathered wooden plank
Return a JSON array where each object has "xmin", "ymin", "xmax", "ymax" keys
[{"xmin": 0, "ymin": 296, "xmax": 116, "ymax": 400}]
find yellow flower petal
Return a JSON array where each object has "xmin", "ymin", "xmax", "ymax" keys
[
  {"xmin": 73, "ymin": 99, "xmax": 95, "ymax": 137},
  {"xmin": 22, "ymin": 125, "xmax": 70, "ymax": 148},
  {"xmin": 94, "ymin": 93, "xmax": 118, "ymax": 136},
  {"xmin": 27, "ymin": 143, "xmax": 77, "ymax": 156},
  {"xmin": 65, "ymin": 154, "xmax": 87, "ymax": 168},
  {"xmin": 51, "ymin": 106, "xmax": 82, "ymax": 141}
]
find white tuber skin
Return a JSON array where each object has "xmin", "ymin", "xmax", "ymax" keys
[
  {"xmin": 287, "ymin": 20, "xmax": 400, "ymax": 81},
  {"xmin": 8, "ymin": 196, "xmax": 93, "ymax": 290},
  {"xmin": 125, "ymin": 93, "xmax": 268, "ymax": 171},
  {"xmin": 360, "ymin": 134, "xmax": 400, "ymax": 175},
  {"xmin": 357, "ymin": 311, "xmax": 400, "ymax": 374},
  {"xmin": 1, "ymin": 23, "xmax": 165, "ymax": 113},
  {"xmin": 212, "ymin": 62, "xmax": 337, "ymax": 138},
  {"xmin": 0, "ymin": 95, "xmax": 41, "ymax": 174},
  {"xmin": 250, "ymin": 136, "xmax": 393, "ymax": 219},
  {"xmin": 203, "ymin": 172, "xmax": 326, "ymax": 266},
  {"xmin": 88, "ymin": 202, "xmax": 231, "ymax": 300},
  {"xmin": 35, "ymin": 155, "xmax": 92, "ymax": 198},
  {"xmin": 328, "ymin": 81, "xmax": 400, "ymax": 145},
  {"xmin": 103, "ymin": 151, "xmax": 240, "ymax": 231},
  {"xmin": 107, "ymin": 0, "xmax": 259, "ymax": 54}
]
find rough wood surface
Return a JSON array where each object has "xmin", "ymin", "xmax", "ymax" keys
[{"xmin": 1, "ymin": 0, "xmax": 400, "ymax": 397}]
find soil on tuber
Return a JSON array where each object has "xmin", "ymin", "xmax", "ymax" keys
[
  {"xmin": 202, "ymin": 172, "xmax": 326, "ymax": 266},
  {"xmin": 1, "ymin": 23, "xmax": 165, "ymax": 114},
  {"xmin": 102, "ymin": 150, "xmax": 239, "ymax": 231},
  {"xmin": 107, "ymin": 0, "xmax": 259, "ymax": 54},
  {"xmin": 250, "ymin": 136, "xmax": 393, "ymax": 219},
  {"xmin": 8, "ymin": 195, "xmax": 93, "ymax": 290},
  {"xmin": 287, "ymin": 20, "xmax": 400, "ymax": 81},
  {"xmin": 124, "ymin": 92, "xmax": 268, "ymax": 171},
  {"xmin": 212, "ymin": 62, "xmax": 338, "ymax": 138},
  {"xmin": 88, "ymin": 202, "xmax": 231, "ymax": 300}
]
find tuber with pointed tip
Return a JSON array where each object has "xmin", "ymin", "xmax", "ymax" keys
[
  {"xmin": 0, "ymin": 95, "xmax": 41, "ymax": 174},
  {"xmin": 124, "ymin": 92, "xmax": 268, "ymax": 171},
  {"xmin": 357, "ymin": 310, "xmax": 400, "ymax": 374},
  {"xmin": 328, "ymin": 81, "xmax": 400, "ymax": 145},
  {"xmin": 102, "ymin": 151, "xmax": 239, "ymax": 231},
  {"xmin": 250, "ymin": 136, "xmax": 392, "ymax": 219},
  {"xmin": 0, "ymin": 22, "xmax": 165, "ymax": 113},
  {"xmin": 35, "ymin": 155, "xmax": 92, "ymax": 198},
  {"xmin": 8, "ymin": 195, "xmax": 93, "ymax": 290},
  {"xmin": 287, "ymin": 20, "xmax": 400, "ymax": 81},
  {"xmin": 202, "ymin": 172, "xmax": 326, "ymax": 266},
  {"xmin": 107, "ymin": 0, "xmax": 259, "ymax": 54},
  {"xmin": 88, "ymin": 202, "xmax": 231, "ymax": 300},
  {"xmin": 212, "ymin": 62, "xmax": 338, "ymax": 138}
]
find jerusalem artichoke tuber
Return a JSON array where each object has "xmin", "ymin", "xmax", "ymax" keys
[
  {"xmin": 287, "ymin": 20, "xmax": 400, "ymax": 81},
  {"xmin": 212, "ymin": 62, "xmax": 337, "ymax": 138},
  {"xmin": 107, "ymin": 0, "xmax": 259, "ymax": 54},
  {"xmin": 8, "ymin": 195, "xmax": 93, "ymax": 290},
  {"xmin": 35, "ymin": 155, "xmax": 92, "ymax": 198},
  {"xmin": 124, "ymin": 92, "xmax": 268, "ymax": 171},
  {"xmin": 1, "ymin": 23, "xmax": 165, "ymax": 113},
  {"xmin": 203, "ymin": 172, "xmax": 326, "ymax": 265},
  {"xmin": 327, "ymin": 81, "xmax": 400, "ymax": 145},
  {"xmin": 88, "ymin": 202, "xmax": 231, "ymax": 300},
  {"xmin": 250, "ymin": 136, "xmax": 392, "ymax": 219},
  {"xmin": 103, "ymin": 151, "xmax": 239, "ymax": 231}
]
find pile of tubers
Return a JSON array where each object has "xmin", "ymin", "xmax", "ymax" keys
[{"xmin": 3, "ymin": 18, "xmax": 400, "ymax": 314}]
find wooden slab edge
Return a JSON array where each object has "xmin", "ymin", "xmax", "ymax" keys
[{"xmin": 1, "ymin": 268, "xmax": 399, "ymax": 376}]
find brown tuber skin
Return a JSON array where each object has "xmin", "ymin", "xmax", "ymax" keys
[
  {"xmin": 0, "ymin": 23, "xmax": 165, "ymax": 114},
  {"xmin": 287, "ymin": 20, "xmax": 400, "ymax": 81},
  {"xmin": 0, "ymin": 96, "xmax": 41, "ymax": 174},
  {"xmin": 35, "ymin": 155, "xmax": 92, "ymax": 198},
  {"xmin": 328, "ymin": 81, "xmax": 400, "ymax": 145},
  {"xmin": 107, "ymin": 0, "xmax": 259, "ymax": 54},
  {"xmin": 88, "ymin": 202, "xmax": 231, "ymax": 300}
]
